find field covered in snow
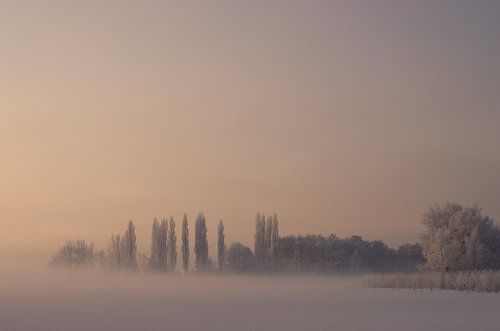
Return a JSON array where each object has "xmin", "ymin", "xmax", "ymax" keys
[{"xmin": 1, "ymin": 271, "xmax": 499, "ymax": 331}]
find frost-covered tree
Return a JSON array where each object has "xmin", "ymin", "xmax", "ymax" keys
[
  {"xmin": 50, "ymin": 239, "xmax": 94, "ymax": 270},
  {"xmin": 121, "ymin": 220, "xmax": 137, "ymax": 271},
  {"xmin": 420, "ymin": 203, "xmax": 500, "ymax": 272},
  {"xmin": 168, "ymin": 217, "xmax": 177, "ymax": 272},
  {"xmin": 254, "ymin": 213, "xmax": 266, "ymax": 271},
  {"xmin": 107, "ymin": 234, "xmax": 122, "ymax": 271},
  {"xmin": 217, "ymin": 220, "xmax": 225, "ymax": 271},
  {"xmin": 194, "ymin": 213, "xmax": 208, "ymax": 271},
  {"xmin": 181, "ymin": 213, "xmax": 189, "ymax": 274}
]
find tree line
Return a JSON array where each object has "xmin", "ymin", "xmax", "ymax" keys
[
  {"xmin": 51, "ymin": 203, "xmax": 500, "ymax": 274},
  {"xmin": 50, "ymin": 212, "xmax": 223, "ymax": 273},
  {"xmin": 50, "ymin": 211, "xmax": 426, "ymax": 274}
]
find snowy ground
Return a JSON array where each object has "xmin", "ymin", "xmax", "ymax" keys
[{"xmin": 1, "ymin": 271, "xmax": 499, "ymax": 331}]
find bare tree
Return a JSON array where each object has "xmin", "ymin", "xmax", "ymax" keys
[
  {"xmin": 50, "ymin": 239, "xmax": 94, "ymax": 270},
  {"xmin": 94, "ymin": 249, "xmax": 107, "ymax": 272},
  {"xmin": 107, "ymin": 234, "xmax": 122, "ymax": 271}
]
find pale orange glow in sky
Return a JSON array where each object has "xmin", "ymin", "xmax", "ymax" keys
[{"xmin": 1, "ymin": 1, "xmax": 499, "ymax": 266}]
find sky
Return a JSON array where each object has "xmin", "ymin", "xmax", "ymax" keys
[{"xmin": 1, "ymin": 0, "xmax": 499, "ymax": 265}]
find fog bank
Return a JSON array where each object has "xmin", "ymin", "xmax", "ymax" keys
[{"xmin": 1, "ymin": 272, "xmax": 499, "ymax": 331}]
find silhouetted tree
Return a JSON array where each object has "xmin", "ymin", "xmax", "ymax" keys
[
  {"xmin": 107, "ymin": 234, "xmax": 122, "ymax": 271},
  {"xmin": 94, "ymin": 249, "xmax": 107, "ymax": 271},
  {"xmin": 50, "ymin": 239, "xmax": 94, "ymax": 270},
  {"xmin": 227, "ymin": 242, "xmax": 255, "ymax": 273},
  {"xmin": 158, "ymin": 218, "xmax": 168, "ymax": 271},
  {"xmin": 397, "ymin": 243, "xmax": 425, "ymax": 271},
  {"xmin": 254, "ymin": 213, "xmax": 266, "ymax": 272},
  {"xmin": 194, "ymin": 213, "xmax": 208, "ymax": 271},
  {"xmin": 149, "ymin": 218, "xmax": 160, "ymax": 271},
  {"xmin": 275, "ymin": 234, "xmax": 406, "ymax": 274},
  {"xmin": 121, "ymin": 220, "xmax": 137, "ymax": 271},
  {"xmin": 265, "ymin": 215, "xmax": 272, "ymax": 258},
  {"xmin": 269, "ymin": 214, "xmax": 279, "ymax": 271},
  {"xmin": 181, "ymin": 213, "xmax": 189, "ymax": 274},
  {"xmin": 149, "ymin": 218, "xmax": 168, "ymax": 272},
  {"xmin": 217, "ymin": 220, "xmax": 225, "ymax": 271},
  {"xmin": 168, "ymin": 217, "xmax": 177, "ymax": 272}
]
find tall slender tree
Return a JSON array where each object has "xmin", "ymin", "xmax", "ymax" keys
[
  {"xmin": 181, "ymin": 213, "xmax": 189, "ymax": 274},
  {"xmin": 158, "ymin": 218, "xmax": 168, "ymax": 271},
  {"xmin": 265, "ymin": 215, "xmax": 273, "ymax": 255},
  {"xmin": 149, "ymin": 218, "xmax": 168, "ymax": 272},
  {"xmin": 194, "ymin": 212, "xmax": 208, "ymax": 271},
  {"xmin": 121, "ymin": 220, "xmax": 137, "ymax": 271},
  {"xmin": 168, "ymin": 216, "xmax": 177, "ymax": 272},
  {"xmin": 217, "ymin": 220, "xmax": 225, "ymax": 271},
  {"xmin": 149, "ymin": 218, "xmax": 159, "ymax": 271},
  {"xmin": 254, "ymin": 213, "xmax": 266, "ymax": 272},
  {"xmin": 269, "ymin": 214, "xmax": 279, "ymax": 272}
]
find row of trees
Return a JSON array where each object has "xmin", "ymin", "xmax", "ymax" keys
[
  {"xmin": 269, "ymin": 203, "xmax": 500, "ymax": 274},
  {"xmin": 52, "ymin": 203, "xmax": 500, "ymax": 274},
  {"xmin": 276, "ymin": 235, "xmax": 425, "ymax": 273},
  {"xmin": 50, "ymin": 213, "xmax": 226, "ymax": 273},
  {"xmin": 49, "ymin": 211, "xmax": 429, "ymax": 274},
  {"xmin": 51, "ymin": 221, "xmax": 139, "ymax": 272}
]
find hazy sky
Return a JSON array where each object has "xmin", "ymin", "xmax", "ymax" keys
[{"xmin": 1, "ymin": 1, "xmax": 499, "ymax": 264}]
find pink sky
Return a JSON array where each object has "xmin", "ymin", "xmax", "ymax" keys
[{"xmin": 1, "ymin": 1, "xmax": 499, "ymax": 266}]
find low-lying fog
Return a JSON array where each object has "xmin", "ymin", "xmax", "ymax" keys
[{"xmin": 1, "ymin": 271, "xmax": 499, "ymax": 331}]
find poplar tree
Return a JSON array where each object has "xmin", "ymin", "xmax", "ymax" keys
[
  {"xmin": 269, "ymin": 214, "xmax": 279, "ymax": 272},
  {"xmin": 149, "ymin": 218, "xmax": 168, "ymax": 272},
  {"xmin": 158, "ymin": 218, "xmax": 168, "ymax": 271},
  {"xmin": 254, "ymin": 213, "xmax": 266, "ymax": 272},
  {"xmin": 181, "ymin": 213, "xmax": 189, "ymax": 274},
  {"xmin": 217, "ymin": 220, "xmax": 225, "ymax": 271},
  {"xmin": 121, "ymin": 220, "xmax": 137, "ymax": 271},
  {"xmin": 168, "ymin": 217, "xmax": 177, "ymax": 272},
  {"xmin": 149, "ymin": 218, "xmax": 160, "ymax": 271},
  {"xmin": 194, "ymin": 213, "xmax": 208, "ymax": 271},
  {"xmin": 265, "ymin": 215, "xmax": 273, "ymax": 257}
]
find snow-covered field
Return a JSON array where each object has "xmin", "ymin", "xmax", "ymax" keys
[{"xmin": 1, "ymin": 271, "xmax": 499, "ymax": 331}]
